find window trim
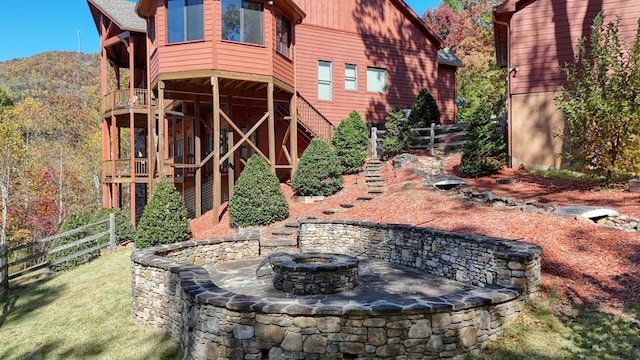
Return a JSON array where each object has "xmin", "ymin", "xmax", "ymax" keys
[
  {"xmin": 221, "ymin": 0, "xmax": 265, "ymax": 46},
  {"xmin": 366, "ymin": 66, "xmax": 387, "ymax": 93},
  {"xmin": 344, "ymin": 63, "xmax": 358, "ymax": 91},
  {"xmin": 166, "ymin": 0, "xmax": 204, "ymax": 44},
  {"xmin": 318, "ymin": 60, "xmax": 333, "ymax": 101}
]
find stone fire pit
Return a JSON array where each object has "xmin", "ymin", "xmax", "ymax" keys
[{"xmin": 270, "ymin": 252, "xmax": 359, "ymax": 295}]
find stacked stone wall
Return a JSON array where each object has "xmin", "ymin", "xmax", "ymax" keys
[{"xmin": 297, "ymin": 220, "xmax": 542, "ymax": 298}]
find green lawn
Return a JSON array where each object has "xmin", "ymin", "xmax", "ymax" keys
[
  {"xmin": 1, "ymin": 247, "xmax": 638, "ymax": 359},
  {"xmin": 0, "ymin": 247, "xmax": 181, "ymax": 360}
]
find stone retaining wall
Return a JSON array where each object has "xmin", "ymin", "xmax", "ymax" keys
[
  {"xmin": 131, "ymin": 222, "xmax": 542, "ymax": 359},
  {"xmin": 297, "ymin": 220, "xmax": 542, "ymax": 298}
]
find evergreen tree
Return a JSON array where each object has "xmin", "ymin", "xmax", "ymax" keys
[
  {"xmin": 228, "ymin": 155, "xmax": 289, "ymax": 228},
  {"xmin": 134, "ymin": 178, "xmax": 190, "ymax": 249},
  {"xmin": 292, "ymin": 138, "xmax": 344, "ymax": 196},
  {"xmin": 332, "ymin": 111, "xmax": 369, "ymax": 174},
  {"xmin": 381, "ymin": 107, "xmax": 410, "ymax": 157},
  {"xmin": 459, "ymin": 107, "xmax": 506, "ymax": 177},
  {"xmin": 408, "ymin": 88, "xmax": 440, "ymax": 128}
]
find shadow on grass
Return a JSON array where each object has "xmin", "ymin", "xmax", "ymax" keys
[{"xmin": 0, "ymin": 274, "xmax": 64, "ymax": 328}]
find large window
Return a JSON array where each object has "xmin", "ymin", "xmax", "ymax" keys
[
  {"xmin": 367, "ymin": 67, "xmax": 387, "ymax": 93},
  {"xmin": 276, "ymin": 13, "xmax": 291, "ymax": 57},
  {"xmin": 167, "ymin": 0, "xmax": 204, "ymax": 43},
  {"xmin": 345, "ymin": 63, "xmax": 357, "ymax": 91},
  {"xmin": 318, "ymin": 60, "xmax": 332, "ymax": 101},
  {"xmin": 221, "ymin": 0, "xmax": 264, "ymax": 45}
]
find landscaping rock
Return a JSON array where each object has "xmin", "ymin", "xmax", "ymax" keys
[{"xmin": 392, "ymin": 153, "xmax": 418, "ymax": 169}]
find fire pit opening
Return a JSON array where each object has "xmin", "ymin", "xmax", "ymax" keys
[{"xmin": 270, "ymin": 253, "xmax": 359, "ymax": 295}]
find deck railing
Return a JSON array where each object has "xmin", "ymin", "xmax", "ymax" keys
[
  {"xmin": 102, "ymin": 88, "xmax": 148, "ymax": 113},
  {"xmin": 296, "ymin": 92, "xmax": 334, "ymax": 143},
  {"xmin": 102, "ymin": 158, "xmax": 149, "ymax": 177}
]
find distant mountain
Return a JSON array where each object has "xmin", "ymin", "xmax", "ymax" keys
[{"xmin": 0, "ymin": 51, "xmax": 100, "ymax": 101}]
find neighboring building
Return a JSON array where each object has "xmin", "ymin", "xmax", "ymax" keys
[
  {"xmin": 88, "ymin": 0, "xmax": 461, "ymax": 224},
  {"xmin": 493, "ymin": 0, "xmax": 640, "ymax": 169}
]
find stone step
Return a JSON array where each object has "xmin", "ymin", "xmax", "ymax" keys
[
  {"xmin": 259, "ymin": 236, "xmax": 297, "ymax": 247},
  {"xmin": 368, "ymin": 187, "xmax": 384, "ymax": 194},
  {"xmin": 340, "ymin": 202, "xmax": 356, "ymax": 208},
  {"xmin": 284, "ymin": 220, "xmax": 300, "ymax": 228},
  {"xmin": 367, "ymin": 159, "xmax": 383, "ymax": 165},
  {"xmin": 357, "ymin": 195, "xmax": 376, "ymax": 201},
  {"xmin": 322, "ymin": 208, "xmax": 341, "ymax": 215},
  {"xmin": 270, "ymin": 228, "xmax": 298, "ymax": 236}
]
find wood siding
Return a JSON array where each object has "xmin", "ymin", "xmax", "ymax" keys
[
  {"xmin": 509, "ymin": 0, "xmax": 640, "ymax": 95},
  {"xmin": 294, "ymin": 0, "xmax": 439, "ymax": 125},
  {"xmin": 437, "ymin": 65, "xmax": 457, "ymax": 124}
]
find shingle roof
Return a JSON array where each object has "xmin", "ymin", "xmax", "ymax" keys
[
  {"xmin": 89, "ymin": 0, "xmax": 145, "ymax": 32},
  {"xmin": 437, "ymin": 48, "xmax": 463, "ymax": 67}
]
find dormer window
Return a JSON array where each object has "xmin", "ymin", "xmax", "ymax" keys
[
  {"xmin": 167, "ymin": 0, "xmax": 204, "ymax": 43},
  {"xmin": 276, "ymin": 13, "xmax": 291, "ymax": 57},
  {"xmin": 221, "ymin": 0, "xmax": 264, "ymax": 45}
]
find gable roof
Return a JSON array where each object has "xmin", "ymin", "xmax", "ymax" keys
[
  {"xmin": 437, "ymin": 48, "xmax": 463, "ymax": 67},
  {"xmin": 88, "ymin": 0, "xmax": 146, "ymax": 33}
]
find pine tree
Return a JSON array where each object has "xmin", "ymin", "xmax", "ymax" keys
[
  {"xmin": 332, "ymin": 111, "xmax": 369, "ymax": 174},
  {"xmin": 292, "ymin": 138, "xmax": 344, "ymax": 196}
]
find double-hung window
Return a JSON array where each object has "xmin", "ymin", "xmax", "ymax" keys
[
  {"xmin": 167, "ymin": 0, "xmax": 204, "ymax": 43},
  {"xmin": 276, "ymin": 13, "xmax": 291, "ymax": 57},
  {"xmin": 318, "ymin": 60, "xmax": 332, "ymax": 101},
  {"xmin": 221, "ymin": 0, "xmax": 264, "ymax": 45},
  {"xmin": 367, "ymin": 67, "xmax": 387, "ymax": 93},
  {"xmin": 345, "ymin": 63, "xmax": 357, "ymax": 91}
]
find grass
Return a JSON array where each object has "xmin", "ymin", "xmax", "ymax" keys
[
  {"xmin": 0, "ymin": 247, "xmax": 181, "ymax": 360},
  {"xmin": 480, "ymin": 296, "xmax": 640, "ymax": 359},
  {"xmin": 1, "ymin": 246, "xmax": 638, "ymax": 359}
]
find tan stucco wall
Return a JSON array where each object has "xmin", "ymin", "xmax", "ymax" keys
[{"xmin": 510, "ymin": 92, "xmax": 565, "ymax": 169}]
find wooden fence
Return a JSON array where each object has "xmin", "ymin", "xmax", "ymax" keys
[
  {"xmin": 371, "ymin": 123, "xmax": 469, "ymax": 158},
  {"xmin": 0, "ymin": 214, "xmax": 116, "ymax": 290}
]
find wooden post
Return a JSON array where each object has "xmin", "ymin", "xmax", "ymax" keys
[
  {"xmin": 212, "ymin": 76, "xmax": 221, "ymax": 225},
  {"xmin": 129, "ymin": 38, "xmax": 136, "ymax": 226},
  {"xmin": 0, "ymin": 244, "xmax": 8, "ymax": 291},
  {"xmin": 227, "ymin": 132, "xmax": 235, "ymax": 200},
  {"xmin": 195, "ymin": 98, "xmax": 202, "ymax": 218},
  {"xmin": 430, "ymin": 123, "xmax": 436, "ymax": 156},
  {"xmin": 109, "ymin": 213, "xmax": 116, "ymax": 251},
  {"xmin": 158, "ymin": 81, "xmax": 165, "ymax": 178},
  {"xmin": 371, "ymin": 127, "xmax": 378, "ymax": 159},
  {"xmin": 289, "ymin": 93, "xmax": 298, "ymax": 176},
  {"xmin": 267, "ymin": 81, "xmax": 276, "ymax": 171}
]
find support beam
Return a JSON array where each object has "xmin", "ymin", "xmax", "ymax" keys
[
  {"xmin": 290, "ymin": 92, "xmax": 298, "ymax": 176},
  {"xmin": 129, "ymin": 35, "xmax": 136, "ymax": 226},
  {"xmin": 158, "ymin": 81, "xmax": 166, "ymax": 178},
  {"xmin": 268, "ymin": 81, "xmax": 276, "ymax": 171},
  {"xmin": 195, "ymin": 97, "xmax": 202, "ymax": 218},
  {"xmin": 212, "ymin": 76, "xmax": 221, "ymax": 225}
]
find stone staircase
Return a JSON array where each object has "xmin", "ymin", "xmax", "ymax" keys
[{"xmin": 359, "ymin": 158, "xmax": 385, "ymax": 201}]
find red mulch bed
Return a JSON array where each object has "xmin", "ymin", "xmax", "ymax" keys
[{"xmin": 191, "ymin": 153, "xmax": 640, "ymax": 313}]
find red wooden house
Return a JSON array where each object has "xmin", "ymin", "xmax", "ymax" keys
[
  {"xmin": 494, "ymin": 0, "xmax": 640, "ymax": 169},
  {"xmin": 88, "ymin": 0, "xmax": 461, "ymax": 225}
]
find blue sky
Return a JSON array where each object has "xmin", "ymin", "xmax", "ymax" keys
[{"xmin": 0, "ymin": 0, "xmax": 440, "ymax": 62}]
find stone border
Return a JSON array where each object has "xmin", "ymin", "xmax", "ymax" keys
[{"xmin": 131, "ymin": 222, "xmax": 542, "ymax": 359}]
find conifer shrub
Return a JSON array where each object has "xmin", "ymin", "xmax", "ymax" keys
[
  {"xmin": 47, "ymin": 209, "xmax": 93, "ymax": 271},
  {"xmin": 228, "ymin": 155, "xmax": 289, "ymax": 228},
  {"xmin": 332, "ymin": 111, "xmax": 369, "ymax": 174},
  {"xmin": 381, "ymin": 107, "xmax": 410, "ymax": 157},
  {"xmin": 134, "ymin": 178, "xmax": 190, "ymax": 249},
  {"xmin": 459, "ymin": 107, "xmax": 506, "ymax": 177},
  {"xmin": 90, "ymin": 208, "xmax": 135, "ymax": 245},
  {"xmin": 292, "ymin": 138, "xmax": 344, "ymax": 196},
  {"xmin": 407, "ymin": 88, "xmax": 440, "ymax": 129}
]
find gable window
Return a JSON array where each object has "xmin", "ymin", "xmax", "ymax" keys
[
  {"xmin": 367, "ymin": 67, "xmax": 387, "ymax": 93},
  {"xmin": 221, "ymin": 0, "xmax": 264, "ymax": 45},
  {"xmin": 345, "ymin": 63, "xmax": 357, "ymax": 91},
  {"xmin": 318, "ymin": 60, "xmax": 332, "ymax": 101},
  {"xmin": 167, "ymin": 0, "xmax": 204, "ymax": 43},
  {"xmin": 276, "ymin": 13, "xmax": 291, "ymax": 57}
]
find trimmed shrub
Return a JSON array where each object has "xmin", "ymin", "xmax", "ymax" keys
[
  {"xmin": 47, "ymin": 209, "xmax": 93, "ymax": 271},
  {"xmin": 381, "ymin": 107, "xmax": 410, "ymax": 157},
  {"xmin": 292, "ymin": 138, "xmax": 344, "ymax": 196},
  {"xmin": 134, "ymin": 178, "xmax": 190, "ymax": 249},
  {"xmin": 90, "ymin": 208, "xmax": 135, "ymax": 245},
  {"xmin": 229, "ymin": 155, "xmax": 289, "ymax": 228},
  {"xmin": 332, "ymin": 111, "xmax": 369, "ymax": 174},
  {"xmin": 459, "ymin": 107, "xmax": 506, "ymax": 177},
  {"xmin": 407, "ymin": 88, "xmax": 440, "ymax": 129}
]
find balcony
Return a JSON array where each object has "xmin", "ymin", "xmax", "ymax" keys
[
  {"xmin": 102, "ymin": 89, "xmax": 149, "ymax": 114},
  {"xmin": 103, "ymin": 159, "xmax": 149, "ymax": 178}
]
